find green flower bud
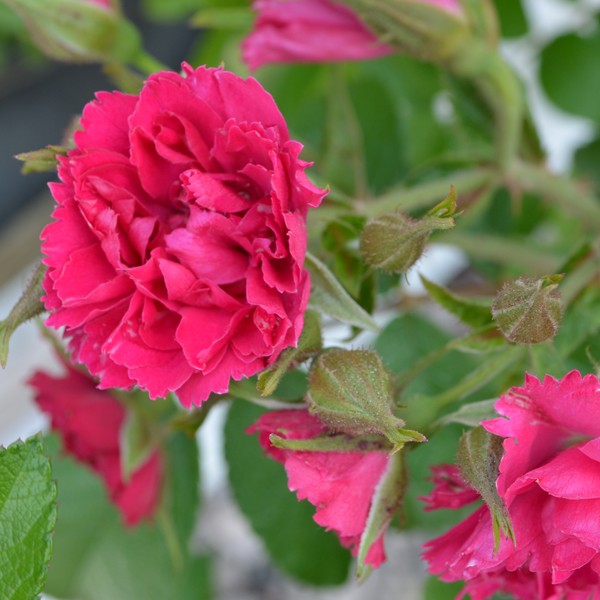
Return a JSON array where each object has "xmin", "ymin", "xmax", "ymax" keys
[
  {"xmin": 308, "ymin": 349, "xmax": 425, "ymax": 449},
  {"xmin": 2, "ymin": 0, "xmax": 141, "ymax": 64},
  {"xmin": 492, "ymin": 275, "xmax": 564, "ymax": 344},
  {"xmin": 360, "ymin": 187, "xmax": 458, "ymax": 273}
]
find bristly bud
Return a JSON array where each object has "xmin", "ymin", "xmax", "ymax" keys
[
  {"xmin": 492, "ymin": 274, "xmax": 564, "ymax": 344},
  {"xmin": 360, "ymin": 186, "xmax": 459, "ymax": 273},
  {"xmin": 308, "ymin": 348, "xmax": 426, "ymax": 450}
]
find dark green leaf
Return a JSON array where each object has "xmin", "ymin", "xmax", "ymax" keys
[
  {"xmin": 0, "ymin": 436, "xmax": 56, "ymax": 600},
  {"xmin": 540, "ymin": 23, "xmax": 600, "ymax": 122},
  {"xmin": 225, "ymin": 401, "xmax": 351, "ymax": 585},
  {"xmin": 44, "ymin": 432, "xmax": 209, "ymax": 600},
  {"xmin": 492, "ymin": 0, "xmax": 528, "ymax": 38},
  {"xmin": 423, "ymin": 575, "xmax": 464, "ymax": 599},
  {"xmin": 420, "ymin": 275, "xmax": 492, "ymax": 328}
]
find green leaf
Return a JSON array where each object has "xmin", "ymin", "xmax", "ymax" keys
[
  {"xmin": 420, "ymin": 275, "xmax": 493, "ymax": 328},
  {"xmin": 305, "ymin": 252, "xmax": 379, "ymax": 331},
  {"xmin": 574, "ymin": 137, "xmax": 600, "ymax": 192},
  {"xmin": 190, "ymin": 7, "xmax": 252, "ymax": 29},
  {"xmin": 141, "ymin": 0, "xmax": 208, "ymax": 21},
  {"xmin": 0, "ymin": 436, "xmax": 56, "ymax": 600},
  {"xmin": 119, "ymin": 411, "xmax": 157, "ymax": 481},
  {"xmin": 457, "ymin": 427, "xmax": 515, "ymax": 551},
  {"xmin": 492, "ymin": 0, "xmax": 528, "ymax": 38},
  {"xmin": 540, "ymin": 22, "xmax": 600, "ymax": 122},
  {"xmin": 44, "ymin": 432, "xmax": 209, "ymax": 600},
  {"xmin": 423, "ymin": 575, "xmax": 464, "ymax": 599},
  {"xmin": 225, "ymin": 401, "xmax": 351, "ymax": 585},
  {"xmin": 15, "ymin": 144, "xmax": 67, "ymax": 174},
  {"xmin": 257, "ymin": 310, "xmax": 322, "ymax": 397},
  {"xmin": 356, "ymin": 451, "xmax": 406, "ymax": 582},
  {"xmin": 435, "ymin": 398, "xmax": 497, "ymax": 428},
  {"xmin": 0, "ymin": 262, "xmax": 45, "ymax": 368},
  {"xmin": 374, "ymin": 313, "xmax": 478, "ymax": 402}
]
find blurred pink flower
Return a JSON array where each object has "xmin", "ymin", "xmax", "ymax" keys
[
  {"xmin": 249, "ymin": 408, "xmax": 396, "ymax": 568},
  {"xmin": 29, "ymin": 358, "xmax": 163, "ymax": 526},
  {"xmin": 41, "ymin": 64, "xmax": 324, "ymax": 407},
  {"xmin": 242, "ymin": 0, "xmax": 392, "ymax": 70},
  {"xmin": 423, "ymin": 371, "xmax": 600, "ymax": 599}
]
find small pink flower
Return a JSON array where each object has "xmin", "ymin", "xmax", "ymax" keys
[
  {"xmin": 422, "ymin": 371, "xmax": 600, "ymax": 599},
  {"xmin": 242, "ymin": 0, "xmax": 392, "ymax": 70},
  {"xmin": 42, "ymin": 64, "xmax": 324, "ymax": 407},
  {"xmin": 29, "ymin": 358, "xmax": 162, "ymax": 526},
  {"xmin": 248, "ymin": 408, "xmax": 396, "ymax": 568}
]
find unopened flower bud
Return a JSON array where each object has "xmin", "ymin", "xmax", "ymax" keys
[
  {"xmin": 308, "ymin": 348, "xmax": 425, "ymax": 449},
  {"xmin": 492, "ymin": 275, "xmax": 564, "ymax": 344},
  {"xmin": 338, "ymin": 0, "xmax": 469, "ymax": 63},
  {"xmin": 2, "ymin": 0, "xmax": 141, "ymax": 64},
  {"xmin": 361, "ymin": 186, "xmax": 458, "ymax": 273}
]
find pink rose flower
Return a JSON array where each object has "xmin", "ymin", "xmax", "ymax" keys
[
  {"xmin": 41, "ymin": 64, "xmax": 324, "ymax": 407},
  {"xmin": 248, "ymin": 408, "xmax": 396, "ymax": 568},
  {"xmin": 242, "ymin": 0, "xmax": 392, "ymax": 70},
  {"xmin": 29, "ymin": 358, "xmax": 163, "ymax": 526},
  {"xmin": 422, "ymin": 371, "xmax": 600, "ymax": 599}
]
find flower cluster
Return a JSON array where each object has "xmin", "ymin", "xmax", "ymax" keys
[
  {"xmin": 41, "ymin": 64, "xmax": 324, "ymax": 407},
  {"xmin": 423, "ymin": 372, "xmax": 600, "ymax": 599}
]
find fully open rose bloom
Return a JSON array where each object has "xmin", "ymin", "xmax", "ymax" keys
[
  {"xmin": 422, "ymin": 371, "xmax": 600, "ymax": 599},
  {"xmin": 249, "ymin": 408, "xmax": 397, "ymax": 568},
  {"xmin": 242, "ymin": 0, "xmax": 462, "ymax": 70},
  {"xmin": 29, "ymin": 357, "xmax": 163, "ymax": 526},
  {"xmin": 42, "ymin": 64, "xmax": 324, "ymax": 407}
]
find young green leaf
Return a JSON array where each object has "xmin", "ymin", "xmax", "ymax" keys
[
  {"xmin": 305, "ymin": 252, "xmax": 379, "ymax": 331},
  {"xmin": 420, "ymin": 275, "xmax": 493, "ymax": 329},
  {"xmin": 0, "ymin": 262, "xmax": 46, "ymax": 368},
  {"xmin": 457, "ymin": 426, "xmax": 515, "ymax": 552},
  {"xmin": 356, "ymin": 450, "xmax": 406, "ymax": 582}
]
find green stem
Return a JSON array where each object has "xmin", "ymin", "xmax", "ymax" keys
[
  {"xmin": 158, "ymin": 507, "xmax": 185, "ymax": 573},
  {"xmin": 438, "ymin": 230, "xmax": 562, "ymax": 274},
  {"xmin": 509, "ymin": 161, "xmax": 600, "ymax": 231},
  {"xmin": 131, "ymin": 50, "xmax": 170, "ymax": 76},
  {"xmin": 448, "ymin": 39, "xmax": 524, "ymax": 173},
  {"xmin": 359, "ymin": 167, "xmax": 496, "ymax": 218},
  {"xmin": 560, "ymin": 255, "xmax": 600, "ymax": 306}
]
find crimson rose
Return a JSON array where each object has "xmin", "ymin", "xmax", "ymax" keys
[
  {"xmin": 42, "ymin": 64, "xmax": 324, "ymax": 407},
  {"xmin": 29, "ymin": 357, "xmax": 162, "ymax": 526},
  {"xmin": 423, "ymin": 372, "xmax": 600, "ymax": 599}
]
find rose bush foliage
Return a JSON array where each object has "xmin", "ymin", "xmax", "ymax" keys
[
  {"xmin": 423, "ymin": 371, "xmax": 600, "ymax": 599},
  {"xmin": 41, "ymin": 64, "xmax": 324, "ymax": 407}
]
